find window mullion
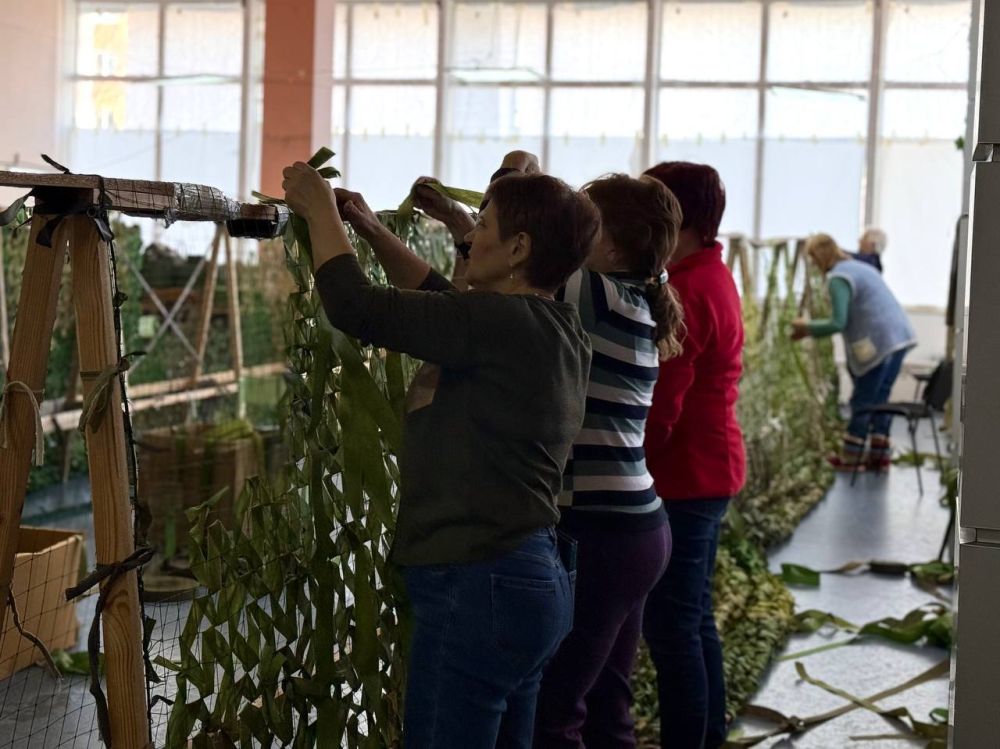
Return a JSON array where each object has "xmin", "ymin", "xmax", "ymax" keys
[
  {"xmin": 643, "ymin": 0, "xmax": 663, "ymax": 170},
  {"xmin": 541, "ymin": 0, "xmax": 554, "ymax": 172},
  {"xmin": 153, "ymin": 1, "xmax": 167, "ymax": 243},
  {"xmin": 864, "ymin": 0, "xmax": 888, "ymax": 228},
  {"xmin": 752, "ymin": 0, "xmax": 770, "ymax": 241},
  {"xmin": 342, "ymin": 2, "xmax": 355, "ymax": 183},
  {"xmin": 433, "ymin": 0, "xmax": 448, "ymax": 179}
]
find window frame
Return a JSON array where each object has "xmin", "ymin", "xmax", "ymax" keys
[
  {"xmin": 69, "ymin": 0, "xmax": 970, "ymax": 241},
  {"xmin": 332, "ymin": 0, "xmax": 969, "ymax": 241},
  {"xmin": 69, "ymin": 0, "xmax": 257, "ymax": 202}
]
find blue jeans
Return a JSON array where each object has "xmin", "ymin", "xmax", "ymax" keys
[
  {"xmin": 847, "ymin": 348, "xmax": 908, "ymax": 439},
  {"xmin": 642, "ymin": 499, "xmax": 730, "ymax": 749},
  {"xmin": 402, "ymin": 528, "xmax": 574, "ymax": 749}
]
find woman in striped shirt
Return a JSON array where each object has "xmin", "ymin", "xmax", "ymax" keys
[{"xmin": 532, "ymin": 173, "xmax": 685, "ymax": 748}]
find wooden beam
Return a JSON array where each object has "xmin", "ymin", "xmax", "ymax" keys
[
  {"xmin": 189, "ymin": 226, "xmax": 224, "ymax": 386},
  {"xmin": 66, "ymin": 216, "xmax": 150, "ymax": 748},
  {"xmin": 0, "ymin": 214, "xmax": 67, "ymax": 653},
  {"xmin": 224, "ymin": 233, "xmax": 246, "ymax": 419},
  {"xmin": 39, "ymin": 362, "xmax": 286, "ymax": 435},
  {"xmin": 0, "ymin": 229, "xmax": 9, "ymax": 370},
  {"xmin": 0, "ymin": 171, "xmax": 287, "ymax": 236}
]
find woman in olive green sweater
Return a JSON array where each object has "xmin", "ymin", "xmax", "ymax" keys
[{"xmin": 283, "ymin": 161, "xmax": 599, "ymax": 749}]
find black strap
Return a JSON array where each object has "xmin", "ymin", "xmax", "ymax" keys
[
  {"xmin": 29, "ymin": 156, "xmax": 115, "ymax": 248},
  {"xmin": 65, "ymin": 546, "xmax": 155, "ymax": 747},
  {"xmin": 41, "ymin": 154, "xmax": 72, "ymax": 173}
]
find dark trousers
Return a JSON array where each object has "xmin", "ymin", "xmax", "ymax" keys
[
  {"xmin": 402, "ymin": 529, "xmax": 574, "ymax": 749},
  {"xmin": 846, "ymin": 348, "xmax": 908, "ymax": 439},
  {"xmin": 534, "ymin": 522, "xmax": 671, "ymax": 749},
  {"xmin": 642, "ymin": 499, "xmax": 730, "ymax": 749}
]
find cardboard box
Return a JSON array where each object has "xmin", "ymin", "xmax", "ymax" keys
[{"xmin": 0, "ymin": 527, "xmax": 83, "ymax": 680}]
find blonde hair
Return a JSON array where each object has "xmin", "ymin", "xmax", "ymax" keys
[{"xmin": 805, "ymin": 233, "xmax": 842, "ymax": 271}]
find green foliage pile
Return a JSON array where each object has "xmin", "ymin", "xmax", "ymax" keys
[{"xmin": 736, "ymin": 241, "xmax": 841, "ymax": 548}]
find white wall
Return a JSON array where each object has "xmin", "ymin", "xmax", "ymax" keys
[{"xmin": 0, "ymin": 0, "xmax": 66, "ymax": 207}]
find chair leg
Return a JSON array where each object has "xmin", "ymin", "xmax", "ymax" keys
[
  {"xmin": 929, "ymin": 412, "xmax": 944, "ymax": 472},
  {"xmin": 938, "ymin": 501, "xmax": 956, "ymax": 562},
  {"xmin": 909, "ymin": 418, "xmax": 923, "ymax": 495}
]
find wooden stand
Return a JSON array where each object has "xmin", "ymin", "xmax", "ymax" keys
[
  {"xmin": 0, "ymin": 213, "xmax": 151, "ymax": 748},
  {"xmin": 224, "ymin": 233, "xmax": 245, "ymax": 420},
  {"xmin": 188, "ymin": 226, "xmax": 246, "ymax": 419},
  {"xmin": 0, "ymin": 227, "xmax": 10, "ymax": 369},
  {"xmin": 0, "ymin": 214, "xmax": 66, "ymax": 630},
  {"xmin": 68, "ymin": 216, "xmax": 151, "ymax": 748},
  {"xmin": 0, "ymin": 166, "xmax": 282, "ymax": 747}
]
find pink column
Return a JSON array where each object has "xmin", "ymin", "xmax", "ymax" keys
[{"xmin": 260, "ymin": 0, "xmax": 334, "ymax": 196}]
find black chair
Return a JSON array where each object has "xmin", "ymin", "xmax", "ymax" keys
[{"xmin": 850, "ymin": 359, "xmax": 953, "ymax": 495}]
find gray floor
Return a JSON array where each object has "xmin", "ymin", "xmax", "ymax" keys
[
  {"xmin": 2, "ymin": 422, "xmax": 953, "ymax": 748},
  {"xmin": 2, "ymin": 479, "xmax": 186, "ymax": 748},
  {"xmin": 734, "ymin": 420, "xmax": 952, "ymax": 748}
]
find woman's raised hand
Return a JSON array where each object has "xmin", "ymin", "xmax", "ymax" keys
[
  {"xmin": 333, "ymin": 187, "xmax": 383, "ymax": 240},
  {"xmin": 282, "ymin": 162, "xmax": 339, "ymax": 224},
  {"xmin": 411, "ymin": 177, "xmax": 462, "ymax": 223}
]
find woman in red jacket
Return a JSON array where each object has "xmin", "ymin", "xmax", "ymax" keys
[{"xmin": 641, "ymin": 162, "xmax": 746, "ymax": 749}]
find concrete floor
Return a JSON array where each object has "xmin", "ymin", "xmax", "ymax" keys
[
  {"xmin": 1, "ymin": 478, "xmax": 186, "ymax": 748},
  {"xmin": 1, "ymin": 422, "xmax": 953, "ymax": 748},
  {"xmin": 734, "ymin": 420, "xmax": 952, "ymax": 748}
]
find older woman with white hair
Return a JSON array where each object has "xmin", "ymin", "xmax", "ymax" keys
[
  {"xmin": 853, "ymin": 227, "xmax": 888, "ymax": 273},
  {"xmin": 792, "ymin": 233, "xmax": 916, "ymax": 471}
]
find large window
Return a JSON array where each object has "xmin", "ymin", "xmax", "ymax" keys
[
  {"xmin": 69, "ymin": 1, "xmax": 970, "ymax": 305},
  {"xmin": 329, "ymin": 0, "xmax": 971, "ymax": 308},
  {"xmin": 71, "ymin": 1, "xmax": 258, "ymax": 253}
]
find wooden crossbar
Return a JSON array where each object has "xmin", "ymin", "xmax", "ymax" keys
[{"xmin": 0, "ymin": 170, "xmax": 287, "ymax": 237}]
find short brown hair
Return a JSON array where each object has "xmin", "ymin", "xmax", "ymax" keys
[
  {"xmin": 643, "ymin": 161, "xmax": 726, "ymax": 247},
  {"xmin": 489, "ymin": 174, "xmax": 600, "ymax": 292}
]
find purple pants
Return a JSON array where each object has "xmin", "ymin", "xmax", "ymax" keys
[{"xmin": 534, "ymin": 521, "xmax": 672, "ymax": 748}]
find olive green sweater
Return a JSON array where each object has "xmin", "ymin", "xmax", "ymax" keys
[{"xmin": 314, "ymin": 257, "xmax": 591, "ymax": 565}]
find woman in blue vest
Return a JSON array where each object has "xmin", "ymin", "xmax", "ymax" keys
[{"xmin": 792, "ymin": 233, "xmax": 917, "ymax": 471}]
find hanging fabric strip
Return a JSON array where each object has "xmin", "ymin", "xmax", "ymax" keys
[
  {"xmin": 0, "ymin": 381, "xmax": 45, "ymax": 466},
  {"xmin": 3, "ymin": 585, "xmax": 60, "ymax": 678},
  {"xmin": 724, "ymin": 658, "xmax": 949, "ymax": 747},
  {"xmin": 77, "ymin": 353, "xmax": 143, "ymax": 435}
]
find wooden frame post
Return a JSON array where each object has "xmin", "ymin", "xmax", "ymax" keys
[
  {"xmin": 224, "ymin": 233, "xmax": 245, "ymax": 419},
  {"xmin": 189, "ymin": 225, "xmax": 224, "ymax": 387},
  {"xmin": 0, "ymin": 227, "xmax": 10, "ymax": 370},
  {"xmin": 67, "ymin": 216, "xmax": 151, "ymax": 748},
  {"xmin": 0, "ymin": 215, "xmax": 67, "ymax": 632}
]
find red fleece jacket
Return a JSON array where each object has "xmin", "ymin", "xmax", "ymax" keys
[{"xmin": 644, "ymin": 244, "xmax": 746, "ymax": 500}]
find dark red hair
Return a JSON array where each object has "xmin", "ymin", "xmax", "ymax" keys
[{"xmin": 643, "ymin": 162, "xmax": 725, "ymax": 247}]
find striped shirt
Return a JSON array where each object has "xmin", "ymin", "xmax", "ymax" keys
[{"xmin": 556, "ymin": 269, "xmax": 665, "ymax": 529}]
